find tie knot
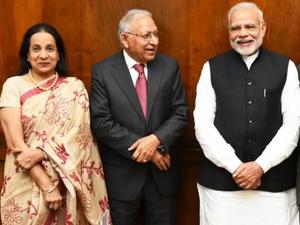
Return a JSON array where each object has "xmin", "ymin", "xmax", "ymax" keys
[{"xmin": 133, "ymin": 63, "xmax": 145, "ymax": 74}]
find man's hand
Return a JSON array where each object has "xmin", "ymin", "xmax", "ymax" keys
[
  {"xmin": 14, "ymin": 147, "xmax": 44, "ymax": 170},
  {"xmin": 233, "ymin": 161, "xmax": 264, "ymax": 190},
  {"xmin": 151, "ymin": 152, "xmax": 171, "ymax": 170},
  {"xmin": 128, "ymin": 134, "xmax": 161, "ymax": 163}
]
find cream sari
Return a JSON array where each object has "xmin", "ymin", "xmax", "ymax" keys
[{"xmin": 0, "ymin": 75, "xmax": 111, "ymax": 225}]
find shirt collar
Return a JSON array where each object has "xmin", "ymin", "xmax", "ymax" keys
[
  {"xmin": 242, "ymin": 50, "xmax": 259, "ymax": 70},
  {"xmin": 123, "ymin": 50, "xmax": 146, "ymax": 69}
]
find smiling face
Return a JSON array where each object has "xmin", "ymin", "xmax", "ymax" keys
[
  {"xmin": 229, "ymin": 8, "xmax": 266, "ymax": 56},
  {"xmin": 120, "ymin": 16, "xmax": 159, "ymax": 64},
  {"xmin": 27, "ymin": 31, "xmax": 59, "ymax": 76}
]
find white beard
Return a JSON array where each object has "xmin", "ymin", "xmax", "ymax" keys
[{"xmin": 231, "ymin": 35, "xmax": 263, "ymax": 56}]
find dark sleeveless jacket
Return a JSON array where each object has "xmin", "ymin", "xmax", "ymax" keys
[{"xmin": 198, "ymin": 48, "xmax": 298, "ymax": 192}]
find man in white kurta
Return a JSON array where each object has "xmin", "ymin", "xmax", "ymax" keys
[{"xmin": 194, "ymin": 2, "xmax": 300, "ymax": 225}]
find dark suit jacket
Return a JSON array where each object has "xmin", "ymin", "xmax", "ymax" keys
[
  {"xmin": 296, "ymin": 64, "xmax": 300, "ymax": 205},
  {"xmin": 90, "ymin": 51, "xmax": 189, "ymax": 201}
]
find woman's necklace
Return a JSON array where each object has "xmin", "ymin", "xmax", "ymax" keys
[{"xmin": 29, "ymin": 69, "xmax": 58, "ymax": 91}]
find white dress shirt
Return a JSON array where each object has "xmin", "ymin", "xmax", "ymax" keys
[
  {"xmin": 123, "ymin": 50, "xmax": 148, "ymax": 86},
  {"xmin": 194, "ymin": 52, "xmax": 300, "ymax": 174}
]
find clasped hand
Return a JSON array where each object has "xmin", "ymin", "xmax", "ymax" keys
[
  {"xmin": 151, "ymin": 151, "xmax": 171, "ymax": 171},
  {"xmin": 232, "ymin": 161, "xmax": 264, "ymax": 190},
  {"xmin": 13, "ymin": 147, "xmax": 43, "ymax": 170},
  {"xmin": 13, "ymin": 147, "xmax": 62, "ymax": 210},
  {"xmin": 43, "ymin": 186, "xmax": 63, "ymax": 211},
  {"xmin": 128, "ymin": 134, "xmax": 171, "ymax": 170}
]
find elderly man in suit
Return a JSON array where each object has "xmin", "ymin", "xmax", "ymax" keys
[{"xmin": 90, "ymin": 9, "xmax": 188, "ymax": 225}]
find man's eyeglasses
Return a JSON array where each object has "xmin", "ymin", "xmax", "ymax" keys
[{"xmin": 125, "ymin": 31, "xmax": 159, "ymax": 42}]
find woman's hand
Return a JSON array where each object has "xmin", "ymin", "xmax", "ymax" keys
[
  {"xmin": 14, "ymin": 147, "xmax": 45, "ymax": 170},
  {"xmin": 43, "ymin": 186, "xmax": 63, "ymax": 210}
]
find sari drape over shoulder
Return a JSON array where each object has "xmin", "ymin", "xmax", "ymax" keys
[{"xmin": 0, "ymin": 75, "xmax": 111, "ymax": 225}]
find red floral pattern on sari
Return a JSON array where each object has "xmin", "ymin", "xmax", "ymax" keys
[
  {"xmin": 81, "ymin": 159, "xmax": 102, "ymax": 194},
  {"xmin": 27, "ymin": 200, "xmax": 38, "ymax": 219},
  {"xmin": 74, "ymin": 86, "xmax": 89, "ymax": 112},
  {"xmin": 52, "ymin": 137, "xmax": 70, "ymax": 164},
  {"xmin": 1, "ymin": 176, "xmax": 11, "ymax": 196},
  {"xmin": 43, "ymin": 93, "xmax": 73, "ymax": 126},
  {"xmin": 1, "ymin": 198, "xmax": 24, "ymax": 225},
  {"xmin": 70, "ymin": 171, "xmax": 81, "ymax": 183},
  {"xmin": 99, "ymin": 197, "xmax": 112, "ymax": 225},
  {"xmin": 33, "ymin": 130, "xmax": 48, "ymax": 144},
  {"xmin": 99, "ymin": 196, "xmax": 110, "ymax": 213},
  {"xmin": 22, "ymin": 115, "xmax": 48, "ymax": 147},
  {"xmin": 76, "ymin": 123, "xmax": 94, "ymax": 150},
  {"xmin": 43, "ymin": 212, "xmax": 58, "ymax": 225},
  {"xmin": 64, "ymin": 211, "xmax": 75, "ymax": 225},
  {"xmin": 21, "ymin": 114, "xmax": 36, "ymax": 141},
  {"xmin": 77, "ymin": 190, "xmax": 92, "ymax": 210}
]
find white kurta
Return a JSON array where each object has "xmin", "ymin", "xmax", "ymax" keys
[
  {"xmin": 194, "ymin": 52, "xmax": 300, "ymax": 225},
  {"xmin": 198, "ymin": 184, "xmax": 298, "ymax": 225}
]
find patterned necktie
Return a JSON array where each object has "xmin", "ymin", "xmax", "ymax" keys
[{"xmin": 133, "ymin": 63, "xmax": 147, "ymax": 118}]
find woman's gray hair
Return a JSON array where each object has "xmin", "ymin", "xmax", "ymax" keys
[
  {"xmin": 227, "ymin": 2, "xmax": 264, "ymax": 24},
  {"xmin": 117, "ymin": 9, "xmax": 152, "ymax": 37}
]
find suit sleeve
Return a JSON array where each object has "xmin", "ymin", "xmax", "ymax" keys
[
  {"xmin": 153, "ymin": 60, "xmax": 189, "ymax": 152},
  {"xmin": 90, "ymin": 65, "xmax": 141, "ymax": 159}
]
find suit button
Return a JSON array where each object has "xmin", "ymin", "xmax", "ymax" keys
[
  {"xmin": 247, "ymin": 80, "xmax": 253, "ymax": 86},
  {"xmin": 247, "ymin": 138, "xmax": 252, "ymax": 144},
  {"xmin": 248, "ymin": 119, "xmax": 253, "ymax": 124},
  {"xmin": 247, "ymin": 100, "xmax": 253, "ymax": 105}
]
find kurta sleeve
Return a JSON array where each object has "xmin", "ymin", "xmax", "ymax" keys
[
  {"xmin": 255, "ymin": 60, "xmax": 300, "ymax": 172},
  {"xmin": 194, "ymin": 62, "xmax": 242, "ymax": 174}
]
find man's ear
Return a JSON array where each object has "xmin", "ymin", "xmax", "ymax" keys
[
  {"xmin": 261, "ymin": 22, "xmax": 266, "ymax": 37},
  {"xmin": 120, "ymin": 33, "xmax": 129, "ymax": 49}
]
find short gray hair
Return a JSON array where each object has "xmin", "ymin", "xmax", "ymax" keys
[
  {"xmin": 117, "ymin": 9, "xmax": 152, "ymax": 37},
  {"xmin": 228, "ymin": 2, "xmax": 264, "ymax": 24}
]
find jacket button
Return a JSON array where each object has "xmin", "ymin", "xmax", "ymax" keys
[
  {"xmin": 247, "ymin": 80, "xmax": 253, "ymax": 86},
  {"xmin": 247, "ymin": 100, "xmax": 253, "ymax": 105}
]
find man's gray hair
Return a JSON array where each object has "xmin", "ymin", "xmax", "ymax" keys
[
  {"xmin": 117, "ymin": 9, "xmax": 152, "ymax": 37},
  {"xmin": 227, "ymin": 2, "xmax": 264, "ymax": 24}
]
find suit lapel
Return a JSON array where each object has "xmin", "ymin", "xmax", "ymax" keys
[
  {"xmin": 147, "ymin": 57, "xmax": 163, "ymax": 119},
  {"xmin": 110, "ymin": 53, "xmax": 145, "ymax": 121}
]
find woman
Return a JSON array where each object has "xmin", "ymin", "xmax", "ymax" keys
[{"xmin": 0, "ymin": 23, "xmax": 111, "ymax": 225}]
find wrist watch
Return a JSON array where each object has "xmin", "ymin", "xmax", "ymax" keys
[{"xmin": 157, "ymin": 145, "xmax": 166, "ymax": 155}]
